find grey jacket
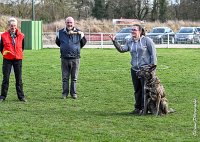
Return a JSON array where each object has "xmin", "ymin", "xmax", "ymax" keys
[{"xmin": 113, "ymin": 36, "xmax": 157, "ymax": 71}]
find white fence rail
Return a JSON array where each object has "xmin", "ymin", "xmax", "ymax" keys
[{"xmin": 43, "ymin": 32, "xmax": 200, "ymax": 48}]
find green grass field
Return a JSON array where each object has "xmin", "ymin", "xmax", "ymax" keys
[{"xmin": 0, "ymin": 48, "xmax": 199, "ymax": 142}]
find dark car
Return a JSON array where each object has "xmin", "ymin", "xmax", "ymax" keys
[
  {"xmin": 175, "ymin": 27, "xmax": 200, "ymax": 44},
  {"xmin": 146, "ymin": 27, "xmax": 175, "ymax": 44},
  {"xmin": 115, "ymin": 27, "xmax": 132, "ymax": 45}
]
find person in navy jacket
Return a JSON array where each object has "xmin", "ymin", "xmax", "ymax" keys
[{"xmin": 56, "ymin": 16, "xmax": 87, "ymax": 99}]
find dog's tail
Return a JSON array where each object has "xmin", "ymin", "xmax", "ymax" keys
[{"xmin": 168, "ymin": 108, "xmax": 176, "ymax": 113}]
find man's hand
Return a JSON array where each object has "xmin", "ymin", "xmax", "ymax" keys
[{"xmin": 68, "ymin": 30, "xmax": 83, "ymax": 35}]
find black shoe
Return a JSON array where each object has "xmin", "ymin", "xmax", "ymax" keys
[
  {"xmin": 129, "ymin": 109, "xmax": 141, "ymax": 115},
  {"xmin": 19, "ymin": 98, "xmax": 27, "ymax": 102}
]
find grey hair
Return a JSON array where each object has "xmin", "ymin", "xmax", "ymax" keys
[{"xmin": 8, "ymin": 17, "xmax": 17, "ymax": 26}]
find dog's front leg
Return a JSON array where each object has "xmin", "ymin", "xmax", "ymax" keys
[
  {"xmin": 156, "ymin": 94, "xmax": 161, "ymax": 116},
  {"xmin": 143, "ymin": 88, "xmax": 148, "ymax": 115}
]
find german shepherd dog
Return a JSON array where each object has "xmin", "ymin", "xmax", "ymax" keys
[{"xmin": 137, "ymin": 64, "xmax": 174, "ymax": 116}]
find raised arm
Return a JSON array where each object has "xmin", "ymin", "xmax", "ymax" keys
[{"xmin": 109, "ymin": 34, "xmax": 129, "ymax": 53}]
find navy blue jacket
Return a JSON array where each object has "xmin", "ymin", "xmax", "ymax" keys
[{"xmin": 55, "ymin": 27, "xmax": 87, "ymax": 59}]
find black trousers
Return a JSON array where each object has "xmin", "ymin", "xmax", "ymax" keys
[
  {"xmin": 131, "ymin": 68, "xmax": 145, "ymax": 110},
  {"xmin": 0, "ymin": 58, "xmax": 25, "ymax": 100}
]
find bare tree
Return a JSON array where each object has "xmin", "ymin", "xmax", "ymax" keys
[
  {"xmin": 1, "ymin": 0, "xmax": 200, "ymax": 22},
  {"xmin": 3, "ymin": 0, "xmax": 31, "ymax": 18},
  {"xmin": 159, "ymin": 0, "xmax": 168, "ymax": 22},
  {"xmin": 73, "ymin": 0, "xmax": 94, "ymax": 19},
  {"xmin": 104, "ymin": 0, "xmax": 150, "ymax": 20},
  {"xmin": 134, "ymin": 0, "xmax": 150, "ymax": 20},
  {"xmin": 151, "ymin": 0, "xmax": 159, "ymax": 21}
]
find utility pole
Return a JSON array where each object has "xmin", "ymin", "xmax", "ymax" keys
[{"xmin": 32, "ymin": 0, "xmax": 35, "ymax": 20}]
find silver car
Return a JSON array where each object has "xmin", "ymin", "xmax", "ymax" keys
[
  {"xmin": 196, "ymin": 27, "xmax": 200, "ymax": 38},
  {"xmin": 146, "ymin": 27, "xmax": 175, "ymax": 44},
  {"xmin": 115, "ymin": 27, "xmax": 132, "ymax": 45},
  {"xmin": 197, "ymin": 27, "xmax": 200, "ymax": 32},
  {"xmin": 175, "ymin": 27, "xmax": 200, "ymax": 44}
]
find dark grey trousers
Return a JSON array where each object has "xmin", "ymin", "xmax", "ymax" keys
[
  {"xmin": 61, "ymin": 58, "xmax": 80, "ymax": 97},
  {"xmin": 131, "ymin": 68, "xmax": 145, "ymax": 110},
  {"xmin": 0, "ymin": 59, "xmax": 25, "ymax": 100}
]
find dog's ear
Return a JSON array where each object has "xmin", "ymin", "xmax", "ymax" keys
[{"xmin": 149, "ymin": 64, "xmax": 156, "ymax": 71}]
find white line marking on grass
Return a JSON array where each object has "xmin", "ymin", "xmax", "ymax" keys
[
  {"xmin": 83, "ymin": 69, "xmax": 128, "ymax": 72},
  {"xmin": 193, "ymin": 98, "xmax": 198, "ymax": 136},
  {"xmin": 157, "ymin": 65, "xmax": 169, "ymax": 70}
]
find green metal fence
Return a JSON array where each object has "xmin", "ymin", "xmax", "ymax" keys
[{"xmin": 21, "ymin": 21, "xmax": 43, "ymax": 50}]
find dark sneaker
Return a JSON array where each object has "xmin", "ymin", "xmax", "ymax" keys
[
  {"xmin": 129, "ymin": 109, "xmax": 141, "ymax": 115},
  {"xmin": 71, "ymin": 94, "xmax": 77, "ymax": 99},
  {"xmin": 19, "ymin": 98, "xmax": 27, "ymax": 102}
]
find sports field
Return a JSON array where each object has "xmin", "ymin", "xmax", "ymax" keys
[{"xmin": 0, "ymin": 48, "xmax": 199, "ymax": 141}]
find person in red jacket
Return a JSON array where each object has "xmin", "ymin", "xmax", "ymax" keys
[{"xmin": 0, "ymin": 17, "xmax": 26, "ymax": 102}]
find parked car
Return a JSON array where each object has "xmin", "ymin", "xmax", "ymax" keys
[
  {"xmin": 146, "ymin": 27, "xmax": 175, "ymax": 44},
  {"xmin": 196, "ymin": 27, "xmax": 200, "ymax": 33},
  {"xmin": 196, "ymin": 27, "xmax": 200, "ymax": 38},
  {"xmin": 174, "ymin": 27, "xmax": 200, "ymax": 44},
  {"xmin": 115, "ymin": 27, "xmax": 132, "ymax": 45}
]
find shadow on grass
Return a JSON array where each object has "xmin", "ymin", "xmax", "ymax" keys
[{"xmin": 83, "ymin": 110, "xmax": 154, "ymax": 117}]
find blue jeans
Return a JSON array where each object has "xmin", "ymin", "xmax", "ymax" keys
[
  {"xmin": 61, "ymin": 58, "xmax": 80, "ymax": 97},
  {"xmin": 131, "ymin": 68, "xmax": 145, "ymax": 110},
  {"xmin": 0, "ymin": 59, "xmax": 25, "ymax": 100}
]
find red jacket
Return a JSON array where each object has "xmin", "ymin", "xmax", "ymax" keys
[{"xmin": 1, "ymin": 29, "xmax": 24, "ymax": 60}]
